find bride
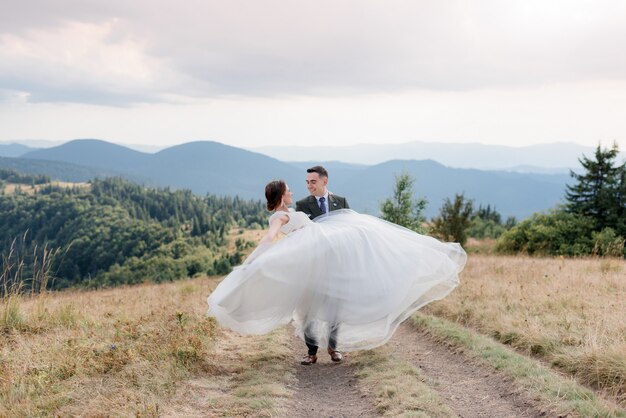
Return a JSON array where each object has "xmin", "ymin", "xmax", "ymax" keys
[{"xmin": 207, "ymin": 180, "xmax": 466, "ymax": 355}]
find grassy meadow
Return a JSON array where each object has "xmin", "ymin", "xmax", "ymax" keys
[
  {"xmin": 2, "ymin": 236, "xmax": 625, "ymax": 415},
  {"xmin": 0, "ymin": 276, "xmax": 295, "ymax": 417},
  {"xmin": 1, "ymin": 181, "xmax": 90, "ymax": 195},
  {"xmin": 424, "ymin": 254, "xmax": 626, "ymax": 408},
  {"xmin": 0, "ymin": 274, "xmax": 466, "ymax": 418}
]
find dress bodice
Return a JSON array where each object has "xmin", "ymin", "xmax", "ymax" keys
[{"xmin": 269, "ymin": 209, "xmax": 312, "ymax": 234}]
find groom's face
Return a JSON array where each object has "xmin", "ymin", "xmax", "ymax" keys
[{"xmin": 306, "ymin": 172, "xmax": 328, "ymax": 197}]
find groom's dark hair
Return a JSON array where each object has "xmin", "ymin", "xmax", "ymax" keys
[{"xmin": 307, "ymin": 165, "xmax": 328, "ymax": 178}]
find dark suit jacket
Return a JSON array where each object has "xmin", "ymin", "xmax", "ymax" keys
[{"xmin": 295, "ymin": 193, "xmax": 350, "ymax": 220}]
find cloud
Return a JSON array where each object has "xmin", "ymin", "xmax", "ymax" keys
[
  {"xmin": 2, "ymin": 0, "xmax": 626, "ymax": 105},
  {"xmin": 0, "ymin": 18, "xmax": 183, "ymax": 105}
]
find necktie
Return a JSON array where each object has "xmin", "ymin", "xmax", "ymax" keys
[{"xmin": 319, "ymin": 196, "xmax": 326, "ymax": 214}]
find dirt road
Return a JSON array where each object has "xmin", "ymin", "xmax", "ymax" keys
[{"xmin": 284, "ymin": 323, "xmax": 546, "ymax": 417}]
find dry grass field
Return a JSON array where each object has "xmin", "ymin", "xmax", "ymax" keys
[
  {"xmin": 1, "ymin": 181, "xmax": 90, "ymax": 195},
  {"xmin": 2, "ymin": 243, "xmax": 625, "ymax": 415},
  {"xmin": 0, "ymin": 277, "xmax": 294, "ymax": 416},
  {"xmin": 424, "ymin": 254, "xmax": 626, "ymax": 408}
]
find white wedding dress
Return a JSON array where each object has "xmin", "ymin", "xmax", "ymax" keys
[{"xmin": 207, "ymin": 209, "xmax": 466, "ymax": 352}]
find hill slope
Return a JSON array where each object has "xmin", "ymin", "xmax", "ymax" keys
[
  {"xmin": 0, "ymin": 156, "xmax": 125, "ymax": 182},
  {"xmin": 23, "ymin": 139, "xmax": 151, "ymax": 172},
  {"xmin": 0, "ymin": 143, "xmax": 35, "ymax": 157},
  {"xmin": 253, "ymin": 141, "xmax": 625, "ymax": 171},
  {"xmin": 144, "ymin": 141, "xmax": 303, "ymax": 198},
  {"xmin": 22, "ymin": 140, "xmax": 303, "ymax": 200},
  {"xmin": 332, "ymin": 160, "xmax": 569, "ymax": 218},
  {"xmin": 20, "ymin": 139, "xmax": 571, "ymax": 218}
]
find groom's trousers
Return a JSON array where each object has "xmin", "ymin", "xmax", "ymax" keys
[{"xmin": 305, "ymin": 323, "xmax": 339, "ymax": 355}]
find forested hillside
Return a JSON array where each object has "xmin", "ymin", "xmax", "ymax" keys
[
  {"xmin": 0, "ymin": 177, "xmax": 266, "ymax": 290},
  {"xmin": 0, "ymin": 168, "xmax": 50, "ymax": 185},
  {"xmin": 0, "ymin": 155, "xmax": 124, "ymax": 183}
]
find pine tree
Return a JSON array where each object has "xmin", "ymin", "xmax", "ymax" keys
[
  {"xmin": 380, "ymin": 172, "xmax": 427, "ymax": 233},
  {"xmin": 565, "ymin": 143, "xmax": 622, "ymax": 231},
  {"xmin": 475, "ymin": 204, "xmax": 502, "ymax": 224},
  {"xmin": 614, "ymin": 163, "xmax": 626, "ymax": 237},
  {"xmin": 431, "ymin": 193, "xmax": 474, "ymax": 245}
]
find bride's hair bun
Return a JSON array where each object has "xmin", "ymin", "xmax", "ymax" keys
[{"xmin": 265, "ymin": 180, "xmax": 286, "ymax": 211}]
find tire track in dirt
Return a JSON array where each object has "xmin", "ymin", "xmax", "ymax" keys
[{"xmin": 388, "ymin": 323, "xmax": 547, "ymax": 418}]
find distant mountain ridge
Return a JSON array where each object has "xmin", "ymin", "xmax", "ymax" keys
[
  {"xmin": 1, "ymin": 139, "xmax": 574, "ymax": 219},
  {"xmin": 0, "ymin": 156, "xmax": 125, "ymax": 182},
  {"xmin": 0, "ymin": 143, "xmax": 37, "ymax": 158},
  {"xmin": 23, "ymin": 139, "xmax": 152, "ymax": 172},
  {"xmin": 334, "ymin": 160, "xmax": 569, "ymax": 217},
  {"xmin": 252, "ymin": 140, "xmax": 626, "ymax": 172},
  {"xmin": 20, "ymin": 139, "xmax": 304, "ymax": 201},
  {"xmin": 7, "ymin": 138, "xmax": 623, "ymax": 172}
]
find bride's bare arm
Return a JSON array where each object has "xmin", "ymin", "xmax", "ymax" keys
[
  {"xmin": 241, "ymin": 214, "xmax": 288, "ymax": 265},
  {"xmin": 259, "ymin": 214, "xmax": 289, "ymax": 246}
]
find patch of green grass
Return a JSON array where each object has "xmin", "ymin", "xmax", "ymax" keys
[
  {"xmin": 352, "ymin": 346, "xmax": 456, "ymax": 417},
  {"xmin": 53, "ymin": 303, "xmax": 81, "ymax": 328},
  {"xmin": 1, "ymin": 296, "xmax": 24, "ymax": 330},
  {"xmin": 178, "ymin": 284, "xmax": 197, "ymax": 295},
  {"xmin": 411, "ymin": 313, "xmax": 626, "ymax": 417},
  {"xmin": 248, "ymin": 396, "xmax": 274, "ymax": 411},
  {"xmin": 227, "ymin": 329, "xmax": 295, "ymax": 415}
]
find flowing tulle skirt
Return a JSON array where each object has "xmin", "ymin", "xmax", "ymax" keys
[{"xmin": 207, "ymin": 209, "xmax": 466, "ymax": 352}]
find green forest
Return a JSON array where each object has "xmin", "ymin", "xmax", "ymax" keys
[
  {"xmin": 1, "ymin": 176, "xmax": 266, "ymax": 291},
  {"xmin": 0, "ymin": 169, "xmax": 50, "ymax": 186}
]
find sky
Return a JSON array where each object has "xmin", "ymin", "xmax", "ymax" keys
[{"xmin": 1, "ymin": 0, "xmax": 626, "ymax": 151}]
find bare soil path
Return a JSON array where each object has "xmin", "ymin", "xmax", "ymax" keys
[
  {"xmin": 163, "ymin": 323, "xmax": 549, "ymax": 417},
  {"xmin": 284, "ymin": 323, "xmax": 548, "ymax": 418},
  {"xmin": 284, "ymin": 333, "xmax": 379, "ymax": 418}
]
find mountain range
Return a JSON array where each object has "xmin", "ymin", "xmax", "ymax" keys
[
  {"xmin": 252, "ymin": 140, "xmax": 626, "ymax": 172},
  {"xmin": 0, "ymin": 139, "xmax": 575, "ymax": 219},
  {"xmin": 0, "ymin": 143, "xmax": 35, "ymax": 158}
]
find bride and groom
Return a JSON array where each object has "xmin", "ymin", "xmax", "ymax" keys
[
  {"xmin": 295, "ymin": 166, "xmax": 349, "ymax": 364},
  {"xmin": 207, "ymin": 165, "xmax": 466, "ymax": 365}
]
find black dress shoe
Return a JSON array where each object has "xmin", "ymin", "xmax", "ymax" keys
[
  {"xmin": 301, "ymin": 354, "xmax": 318, "ymax": 365},
  {"xmin": 327, "ymin": 348, "xmax": 342, "ymax": 362}
]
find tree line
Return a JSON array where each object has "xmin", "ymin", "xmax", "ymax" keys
[
  {"xmin": 496, "ymin": 143, "xmax": 625, "ymax": 257},
  {"xmin": 380, "ymin": 173, "xmax": 518, "ymax": 245},
  {"xmin": 0, "ymin": 168, "xmax": 50, "ymax": 186},
  {"xmin": 381, "ymin": 143, "xmax": 626, "ymax": 257}
]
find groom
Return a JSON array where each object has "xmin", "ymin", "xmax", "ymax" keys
[{"xmin": 295, "ymin": 165, "xmax": 350, "ymax": 365}]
